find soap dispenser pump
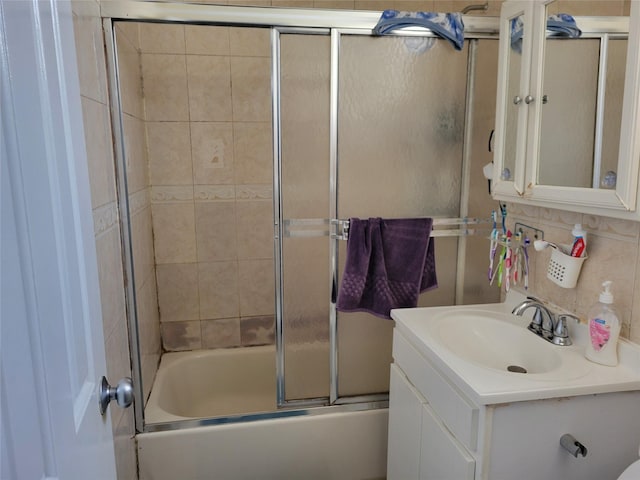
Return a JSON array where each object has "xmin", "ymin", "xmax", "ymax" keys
[{"xmin": 585, "ymin": 281, "xmax": 621, "ymax": 366}]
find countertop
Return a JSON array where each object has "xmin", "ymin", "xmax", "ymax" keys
[{"xmin": 391, "ymin": 292, "xmax": 640, "ymax": 405}]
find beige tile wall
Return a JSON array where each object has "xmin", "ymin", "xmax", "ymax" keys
[
  {"xmin": 115, "ymin": 23, "xmax": 162, "ymax": 406},
  {"xmin": 71, "ymin": 1, "xmax": 137, "ymax": 479},
  {"xmin": 505, "ymin": 204, "xmax": 640, "ymax": 345},
  {"xmin": 138, "ymin": 24, "xmax": 276, "ymax": 351}
]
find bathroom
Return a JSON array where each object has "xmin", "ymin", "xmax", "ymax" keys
[{"xmin": 3, "ymin": 0, "xmax": 640, "ymax": 479}]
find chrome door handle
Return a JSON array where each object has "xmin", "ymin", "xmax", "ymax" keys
[
  {"xmin": 524, "ymin": 95, "xmax": 534, "ymax": 104},
  {"xmin": 99, "ymin": 376, "xmax": 133, "ymax": 415},
  {"xmin": 513, "ymin": 95, "xmax": 522, "ymax": 105}
]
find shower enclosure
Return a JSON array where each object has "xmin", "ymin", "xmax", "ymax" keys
[{"xmin": 103, "ymin": 2, "xmax": 500, "ymax": 433}]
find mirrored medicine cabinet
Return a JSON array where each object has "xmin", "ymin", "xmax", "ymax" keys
[{"xmin": 492, "ymin": 0, "xmax": 640, "ymax": 220}]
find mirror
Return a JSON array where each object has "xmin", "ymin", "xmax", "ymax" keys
[
  {"xmin": 538, "ymin": 38, "xmax": 600, "ymax": 187},
  {"xmin": 599, "ymin": 38, "xmax": 627, "ymax": 187},
  {"xmin": 503, "ymin": 10, "xmax": 523, "ymax": 185},
  {"xmin": 535, "ymin": 4, "xmax": 628, "ymax": 189},
  {"xmin": 537, "ymin": 36, "xmax": 627, "ymax": 189}
]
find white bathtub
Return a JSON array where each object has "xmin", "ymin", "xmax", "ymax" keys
[
  {"xmin": 145, "ymin": 345, "xmax": 278, "ymax": 423},
  {"xmin": 139, "ymin": 346, "xmax": 389, "ymax": 480}
]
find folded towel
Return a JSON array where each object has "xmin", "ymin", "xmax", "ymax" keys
[
  {"xmin": 510, "ymin": 15, "xmax": 524, "ymax": 53},
  {"xmin": 511, "ymin": 13, "xmax": 581, "ymax": 53},
  {"xmin": 336, "ymin": 218, "xmax": 437, "ymax": 320},
  {"xmin": 547, "ymin": 13, "xmax": 581, "ymax": 38},
  {"xmin": 373, "ymin": 10, "xmax": 465, "ymax": 51}
]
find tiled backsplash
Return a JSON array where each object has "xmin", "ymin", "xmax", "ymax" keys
[{"xmin": 506, "ymin": 203, "xmax": 640, "ymax": 344}]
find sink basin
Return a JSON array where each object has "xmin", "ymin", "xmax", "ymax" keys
[
  {"xmin": 434, "ymin": 310, "xmax": 561, "ymax": 375},
  {"xmin": 391, "ymin": 298, "xmax": 640, "ymax": 404}
]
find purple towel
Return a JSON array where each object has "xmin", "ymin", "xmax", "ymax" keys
[{"xmin": 336, "ymin": 218, "xmax": 437, "ymax": 319}]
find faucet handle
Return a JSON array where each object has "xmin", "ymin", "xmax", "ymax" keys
[
  {"xmin": 552, "ymin": 314, "xmax": 576, "ymax": 346},
  {"xmin": 527, "ymin": 308, "xmax": 543, "ymax": 334}
]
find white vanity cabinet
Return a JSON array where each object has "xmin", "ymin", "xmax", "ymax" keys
[
  {"xmin": 388, "ymin": 329, "xmax": 640, "ymax": 480},
  {"xmin": 388, "ymin": 365, "xmax": 475, "ymax": 480},
  {"xmin": 492, "ymin": 0, "xmax": 640, "ymax": 219}
]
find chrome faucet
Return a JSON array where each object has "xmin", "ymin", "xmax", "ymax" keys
[{"xmin": 512, "ymin": 297, "xmax": 573, "ymax": 345}]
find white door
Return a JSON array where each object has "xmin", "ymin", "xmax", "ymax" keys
[{"xmin": 1, "ymin": 0, "xmax": 117, "ymax": 478}]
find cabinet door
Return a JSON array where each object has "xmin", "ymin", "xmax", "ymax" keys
[
  {"xmin": 524, "ymin": 1, "xmax": 639, "ymax": 213},
  {"xmin": 420, "ymin": 403, "xmax": 475, "ymax": 480},
  {"xmin": 488, "ymin": 394, "xmax": 640, "ymax": 480},
  {"xmin": 493, "ymin": 0, "xmax": 536, "ymax": 198},
  {"xmin": 387, "ymin": 364, "xmax": 424, "ymax": 480}
]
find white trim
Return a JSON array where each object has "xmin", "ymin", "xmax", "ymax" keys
[
  {"xmin": 492, "ymin": 1, "xmax": 535, "ymax": 198},
  {"xmin": 616, "ymin": 0, "xmax": 640, "ymax": 212},
  {"xmin": 101, "ymin": 1, "xmax": 500, "ymax": 32}
]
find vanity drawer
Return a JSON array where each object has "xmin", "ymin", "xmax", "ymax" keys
[{"xmin": 393, "ymin": 331, "xmax": 479, "ymax": 452}]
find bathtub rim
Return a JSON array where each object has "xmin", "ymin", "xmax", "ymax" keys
[
  {"xmin": 143, "ymin": 399, "xmax": 389, "ymax": 433},
  {"xmin": 143, "ymin": 346, "xmax": 388, "ymax": 433}
]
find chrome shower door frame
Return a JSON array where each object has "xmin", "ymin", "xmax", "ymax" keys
[{"xmin": 101, "ymin": 1, "xmax": 507, "ymax": 432}]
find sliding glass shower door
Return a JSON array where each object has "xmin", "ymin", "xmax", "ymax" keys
[
  {"xmin": 335, "ymin": 35, "xmax": 470, "ymax": 398},
  {"xmin": 278, "ymin": 31, "xmax": 476, "ymax": 405},
  {"xmin": 279, "ymin": 33, "xmax": 332, "ymax": 402}
]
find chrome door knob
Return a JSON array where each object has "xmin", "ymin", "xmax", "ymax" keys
[
  {"xmin": 524, "ymin": 95, "xmax": 534, "ymax": 104},
  {"xmin": 513, "ymin": 95, "xmax": 522, "ymax": 105},
  {"xmin": 99, "ymin": 376, "xmax": 133, "ymax": 415}
]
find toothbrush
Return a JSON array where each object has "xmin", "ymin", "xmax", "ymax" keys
[
  {"xmin": 494, "ymin": 238, "xmax": 507, "ymax": 287},
  {"xmin": 504, "ymin": 231, "xmax": 512, "ymax": 292},
  {"xmin": 523, "ymin": 236, "xmax": 530, "ymax": 290},
  {"xmin": 490, "ymin": 243, "xmax": 502, "ymax": 286},
  {"xmin": 512, "ymin": 231, "xmax": 522, "ymax": 285},
  {"xmin": 488, "ymin": 211, "xmax": 498, "ymax": 280}
]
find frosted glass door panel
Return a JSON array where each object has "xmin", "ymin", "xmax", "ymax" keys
[
  {"xmin": 281, "ymin": 35, "xmax": 331, "ymax": 219},
  {"xmin": 280, "ymin": 34, "xmax": 331, "ymax": 401},
  {"xmin": 282, "ymin": 237, "xmax": 330, "ymax": 400},
  {"xmin": 336, "ymin": 236, "xmax": 458, "ymax": 396},
  {"xmin": 338, "ymin": 36, "xmax": 468, "ymax": 218},
  {"xmin": 336, "ymin": 36, "xmax": 468, "ymax": 397},
  {"xmin": 464, "ymin": 40, "xmax": 501, "ymax": 305}
]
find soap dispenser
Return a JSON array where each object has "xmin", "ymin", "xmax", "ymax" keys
[{"xmin": 585, "ymin": 281, "xmax": 621, "ymax": 366}]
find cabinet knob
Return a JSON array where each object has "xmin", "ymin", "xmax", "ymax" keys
[
  {"xmin": 513, "ymin": 95, "xmax": 522, "ymax": 105},
  {"xmin": 524, "ymin": 95, "xmax": 534, "ymax": 104}
]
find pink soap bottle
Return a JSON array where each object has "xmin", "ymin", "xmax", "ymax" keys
[{"xmin": 585, "ymin": 281, "xmax": 620, "ymax": 366}]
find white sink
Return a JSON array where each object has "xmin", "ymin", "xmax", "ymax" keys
[
  {"xmin": 435, "ymin": 310, "xmax": 561, "ymax": 375},
  {"xmin": 392, "ymin": 298, "xmax": 640, "ymax": 404}
]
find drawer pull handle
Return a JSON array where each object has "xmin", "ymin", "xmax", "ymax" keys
[{"xmin": 560, "ymin": 433, "xmax": 588, "ymax": 458}]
